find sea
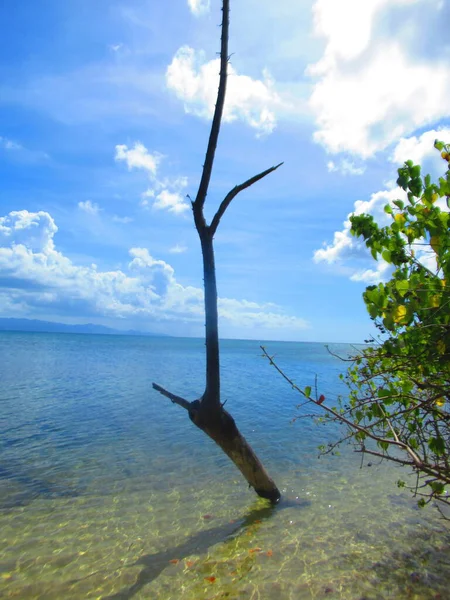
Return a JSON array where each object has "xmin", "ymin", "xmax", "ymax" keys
[{"xmin": 0, "ymin": 332, "xmax": 449, "ymax": 599}]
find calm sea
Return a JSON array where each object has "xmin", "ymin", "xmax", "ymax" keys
[{"xmin": 0, "ymin": 332, "xmax": 449, "ymax": 599}]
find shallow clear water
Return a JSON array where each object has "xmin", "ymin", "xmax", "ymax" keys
[{"xmin": 0, "ymin": 332, "xmax": 448, "ymax": 599}]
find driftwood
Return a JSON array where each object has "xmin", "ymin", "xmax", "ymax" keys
[{"xmin": 152, "ymin": 0, "xmax": 281, "ymax": 503}]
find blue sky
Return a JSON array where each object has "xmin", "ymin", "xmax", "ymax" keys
[{"xmin": 0, "ymin": 0, "xmax": 449, "ymax": 342}]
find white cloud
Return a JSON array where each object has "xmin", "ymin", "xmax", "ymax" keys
[
  {"xmin": 308, "ymin": 0, "xmax": 450, "ymax": 157},
  {"xmin": 327, "ymin": 158, "xmax": 366, "ymax": 176},
  {"xmin": 109, "ymin": 43, "xmax": 124, "ymax": 52},
  {"xmin": 153, "ymin": 190, "xmax": 189, "ymax": 214},
  {"xmin": 0, "ymin": 210, "xmax": 57, "ymax": 253},
  {"xmin": 187, "ymin": 0, "xmax": 210, "ymax": 16},
  {"xmin": 0, "ymin": 210, "xmax": 309, "ymax": 336},
  {"xmin": 112, "ymin": 215, "xmax": 133, "ymax": 224},
  {"xmin": 115, "ymin": 142, "xmax": 162, "ymax": 175},
  {"xmin": 115, "ymin": 142, "xmax": 190, "ymax": 215},
  {"xmin": 313, "ymin": 187, "xmax": 406, "ymax": 282},
  {"xmin": 166, "ymin": 46, "xmax": 281, "ymax": 136},
  {"xmin": 169, "ymin": 244, "xmax": 188, "ymax": 254},
  {"xmin": 391, "ymin": 127, "xmax": 450, "ymax": 166},
  {"xmin": 0, "ymin": 136, "xmax": 22, "ymax": 151},
  {"xmin": 78, "ymin": 200, "xmax": 101, "ymax": 215},
  {"xmin": 140, "ymin": 189, "xmax": 155, "ymax": 207},
  {"xmin": 314, "ymin": 126, "xmax": 450, "ymax": 282}
]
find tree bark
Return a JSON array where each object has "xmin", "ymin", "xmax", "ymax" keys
[
  {"xmin": 152, "ymin": 0, "xmax": 281, "ymax": 504},
  {"xmin": 199, "ymin": 229, "xmax": 221, "ymax": 410}
]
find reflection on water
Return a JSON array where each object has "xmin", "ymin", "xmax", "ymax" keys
[{"xmin": 1, "ymin": 332, "xmax": 449, "ymax": 599}]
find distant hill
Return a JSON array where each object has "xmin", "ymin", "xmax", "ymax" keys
[{"xmin": 0, "ymin": 318, "xmax": 165, "ymax": 337}]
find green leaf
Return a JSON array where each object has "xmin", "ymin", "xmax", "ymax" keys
[
  {"xmin": 327, "ymin": 139, "xmax": 450, "ymax": 508},
  {"xmin": 429, "ymin": 481, "xmax": 445, "ymax": 495},
  {"xmin": 410, "ymin": 165, "xmax": 421, "ymax": 179},
  {"xmin": 428, "ymin": 436, "xmax": 445, "ymax": 456},
  {"xmin": 304, "ymin": 386, "xmax": 311, "ymax": 399},
  {"xmin": 395, "ymin": 280, "xmax": 409, "ymax": 297},
  {"xmin": 434, "ymin": 140, "xmax": 445, "ymax": 151}
]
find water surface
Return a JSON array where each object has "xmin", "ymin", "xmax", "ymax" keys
[{"xmin": 1, "ymin": 333, "xmax": 448, "ymax": 599}]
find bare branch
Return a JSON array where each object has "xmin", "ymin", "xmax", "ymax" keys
[
  {"xmin": 210, "ymin": 163, "xmax": 283, "ymax": 235},
  {"xmin": 354, "ymin": 447, "xmax": 416, "ymax": 467},
  {"xmin": 193, "ymin": 0, "xmax": 230, "ymax": 217},
  {"xmin": 152, "ymin": 383, "xmax": 192, "ymax": 411},
  {"xmin": 260, "ymin": 346, "xmax": 426, "ymax": 466}
]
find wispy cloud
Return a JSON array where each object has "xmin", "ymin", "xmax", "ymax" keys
[
  {"xmin": 78, "ymin": 200, "xmax": 101, "ymax": 215},
  {"xmin": 0, "ymin": 135, "xmax": 22, "ymax": 151},
  {"xmin": 169, "ymin": 243, "xmax": 187, "ymax": 254},
  {"xmin": 112, "ymin": 215, "xmax": 133, "ymax": 224},
  {"xmin": 327, "ymin": 158, "xmax": 366, "ymax": 176}
]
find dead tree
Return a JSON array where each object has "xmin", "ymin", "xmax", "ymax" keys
[{"xmin": 152, "ymin": 0, "xmax": 282, "ymax": 503}]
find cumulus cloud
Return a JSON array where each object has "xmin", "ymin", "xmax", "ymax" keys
[
  {"xmin": 141, "ymin": 181, "xmax": 190, "ymax": 215},
  {"xmin": 187, "ymin": 0, "xmax": 210, "ymax": 16},
  {"xmin": 308, "ymin": 0, "xmax": 450, "ymax": 157},
  {"xmin": 0, "ymin": 210, "xmax": 57, "ymax": 252},
  {"xmin": 115, "ymin": 142, "xmax": 161, "ymax": 175},
  {"xmin": 390, "ymin": 127, "xmax": 450, "ymax": 167},
  {"xmin": 313, "ymin": 187, "xmax": 406, "ymax": 283},
  {"xmin": 78, "ymin": 200, "xmax": 101, "ymax": 215},
  {"xmin": 153, "ymin": 190, "xmax": 189, "ymax": 214},
  {"xmin": 166, "ymin": 46, "xmax": 281, "ymax": 136},
  {"xmin": 115, "ymin": 142, "xmax": 190, "ymax": 215},
  {"xmin": 314, "ymin": 128, "xmax": 450, "ymax": 283},
  {"xmin": 0, "ymin": 210, "xmax": 309, "ymax": 336}
]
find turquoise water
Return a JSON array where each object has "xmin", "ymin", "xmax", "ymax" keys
[{"xmin": 0, "ymin": 332, "xmax": 449, "ymax": 599}]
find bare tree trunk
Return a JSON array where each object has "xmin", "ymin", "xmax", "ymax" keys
[{"xmin": 153, "ymin": 0, "xmax": 282, "ymax": 504}]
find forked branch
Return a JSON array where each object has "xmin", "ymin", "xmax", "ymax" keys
[{"xmin": 210, "ymin": 162, "xmax": 284, "ymax": 235}]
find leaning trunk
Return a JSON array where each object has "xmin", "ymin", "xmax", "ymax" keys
[{"xmin": 192, "ymin": 232, "xmax": 280, "ymax": 503}]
